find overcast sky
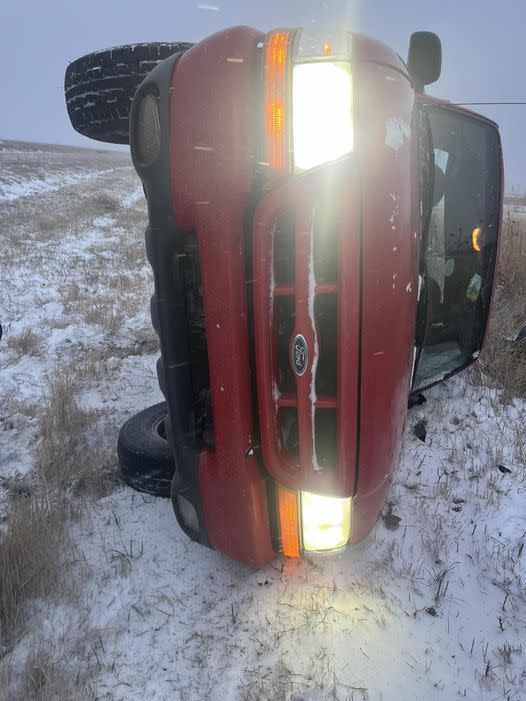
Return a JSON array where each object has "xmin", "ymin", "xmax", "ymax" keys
[{"xmin": 1, "ymin": 0, "xmax": 525, "ymax": 190}]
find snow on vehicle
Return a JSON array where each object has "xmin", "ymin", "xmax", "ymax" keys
[{"xmin": 65, "ymin": 27, "xmax": 502, "ymax": 566}]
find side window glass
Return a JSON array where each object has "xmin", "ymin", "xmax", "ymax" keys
[
  {"xmin": 425, "ymin": 148, "xmax": 448, "ymax": 306},
  {"xmin": 412, "ymin": 106, "xmax": 501, "ymax": 391}
]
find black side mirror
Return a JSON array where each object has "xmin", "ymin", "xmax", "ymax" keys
[{"xmin": 408, "ymin": 32, "xmax": 442, "ymax": 92}]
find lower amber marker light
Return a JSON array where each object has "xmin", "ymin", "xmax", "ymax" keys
[{"xmin": 277, "ymin": 485, "xmax": 301, "ymax": 558}]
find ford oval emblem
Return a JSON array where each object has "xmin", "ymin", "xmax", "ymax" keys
[{"xmin": 291, "ymin": 334, "xmax": 308, "ymax": 377}]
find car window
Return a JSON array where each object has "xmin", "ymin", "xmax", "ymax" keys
[{"xmin": 413, "ymin": 105, "xmax": 501, "ymax": 390}]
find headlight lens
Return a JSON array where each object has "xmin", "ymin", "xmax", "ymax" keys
[
  {"xmin": 136, "ymin": 92, "xmax": 161, "ymax": 166},
  {"xmin": 300, "ymin": 491, "xmax": 351, "ymax": 552},
  {"xmin": 292, "ymin": 62, "xmax": 354, "ymax": 172}
]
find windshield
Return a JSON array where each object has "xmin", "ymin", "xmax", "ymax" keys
[{"xmin": 413, "ymin": 104, "xmax": 501, "ymax": 389}]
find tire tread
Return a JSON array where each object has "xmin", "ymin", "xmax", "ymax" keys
[{"xmin": 65, "ymin": 42, "xmax": 192, "ymax": 144}]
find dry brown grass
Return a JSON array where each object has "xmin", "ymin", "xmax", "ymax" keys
[
  {"xmin": 113, "ymin": 202, "xmax": 147, "ymax": 235},
  {"xmin": 36, "ymin": 368, "xmax": 117, "ymax": 496},
  {"xmin": 0, "ymin": 494, "xmax": 66, "ymax": 648},
  {"xmin": 0, "ymin": 362, "xmax": 119, "ymax": 694},
  {"xmin": 117, "ymin": 240, "xmax": 145, "ymax": 269},
  {"xmin": 35, "ymin": 212, "xmax": 76, "ymax": 240},
  {"xmin": 6, "ymin": 327, "xmax": 41, "ymax": 358},
  {"xmin": 18, "ymin": 646, "xmax": 64, "ymax": 701},
  {"xmin": 497, "ymin": 213, "xmax": 526, "ymax": 290},
  {"xmin": 1, "ymin": 639, "xmax": 94, "ymax": 701},
  {"xmin": 479, "ymin": 214, "xmax": 526, "ymax": 396},
  {"xmin": 479, "ymin": 289, "xmax": 526, "ymax": 396},
  {"xmin": 0, "ymin": 364, "xmax": 120, "ymax": 686},
  {"xmin": 60, "ymin": 281, "xmax": 82, "ymax": 313},
  {"xmin": 90, "ymin": 191, "xmax": 120, "ymax": 214},
  {"xmin": 82, "ymin": 298, "xmax": 124, "ymax": 335}
]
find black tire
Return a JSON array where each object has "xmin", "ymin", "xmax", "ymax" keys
[
  {"xmin": 118, "ymin": 402, "xmax": 175, "ymax": 497},
  {"xmin": 65, "ymin": 42, "xmax": 193, "ymax": 144}
]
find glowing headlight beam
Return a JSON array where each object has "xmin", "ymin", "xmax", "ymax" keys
[
  {"xmin": 300, "ymin": 491, "xmax": 351, "ymax": 552},
  {"xmin": 292, "ymin": 62, "xmax": 354, "ymax": 172}
]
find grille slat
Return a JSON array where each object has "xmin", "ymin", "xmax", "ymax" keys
[
  {"xmin": 276, "ymin": 395, "xmax": 338, "ymax": 410},
  {"xmin": 274, "ymin": 285, "xmax": 295, "ymax": 297},
  {"xmin": 275, "ymin": 282, "xmax": 337, "ymax": 297}
]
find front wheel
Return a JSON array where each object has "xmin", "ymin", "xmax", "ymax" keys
[{"xmin": 118, "ymin": 402, "xmax": 175, "ymax": 497}]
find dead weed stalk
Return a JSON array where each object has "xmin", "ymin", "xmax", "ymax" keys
[{"xmin": 37, "ymin": 368, "xmax": 116, "ymax": 495}]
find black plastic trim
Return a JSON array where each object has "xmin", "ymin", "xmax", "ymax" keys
[{"xmin": 130, "ymin": 50, "xmax": 211, "ymax": 548}]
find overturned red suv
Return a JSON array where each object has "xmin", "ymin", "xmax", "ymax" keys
[{"xmin": 65, "ymin": 27, "xmax": 502, "ymax": 566}]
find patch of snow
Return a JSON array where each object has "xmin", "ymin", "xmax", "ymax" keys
[
  {"xmin": 385, "ymin": 118, "xmax": 411, "ymax": 151},
  {"xmin": 92, "ymin": 215, "xmax": 115, "ymax": 228},
  {"xmin": 0, "ymin": 167, "xmax": 125, "ymax": 203},
  {"xmin": 389, "ymin": 192, "xmax": 400, "ymax": 231},
  {"xmin": 121, "ymin": 186, "xmax": 145, "ymax": 208}
]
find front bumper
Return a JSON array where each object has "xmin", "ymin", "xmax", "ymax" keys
[{"xmin": 132, "ymin": 28, "xmax": 275, "ymax": 567}]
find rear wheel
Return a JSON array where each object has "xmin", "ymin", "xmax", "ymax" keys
[
  {"xmin": 118, "ymin": 402, "xmax": 175, "ymax": 497},
  {"xmin": 65, "ymin": 42, "xmax": 193, "ymax": 144}
]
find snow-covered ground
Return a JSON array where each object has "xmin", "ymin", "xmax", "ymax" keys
[{"xmin": 1, "ymin": 141, "xmax": 525, "ymax": 700}]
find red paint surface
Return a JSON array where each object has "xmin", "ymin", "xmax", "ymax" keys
[
  {"xmin": 354, "ymin": 34, "xmax": 409, "ymax": 80},
  {"xmin": 170, "ymin": 27, "xmax": 273, "ymax": 567},
  {"xmin": 351, "ymin": 58, "xmax": 419, "ymax": 542}
]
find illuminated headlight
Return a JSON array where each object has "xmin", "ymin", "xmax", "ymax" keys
[
  {"xmin": 263, "ymin": 28, "xmax": 354, "ymax": 175},
  {"xmin": 292, "ymin": 62, "xmax": 354, "ymax": 172},
  {"xmin": 300, "ymin": 491, "xmax": 351, "ymax": 552},
  {"xmin": 136, "ymin": 92, "xmax": 161, "ymax": 166}
]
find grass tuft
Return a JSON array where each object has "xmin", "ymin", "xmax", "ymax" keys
[
  {"xmin": 37, "ymin": 368, "xmax": 116, "ymax": 495},
  {"xmin": 6, "ymin": 327, "xmax": 41, "ymax": 358},
  {"xmin": 91, "ymin": 191, "xmax": 120, "ymax": 214},
  {"xmin": 479, "ymin": 214, "xmax": 526, "ymax": 396},
  {"xmin": 0, "ymin": 495, "xmax": 66, "ymax": 648}
]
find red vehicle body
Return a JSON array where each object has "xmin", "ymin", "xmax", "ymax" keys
[{"xmin": 74, "ymin": 26, "xmax": 503, "ymax": 567}]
